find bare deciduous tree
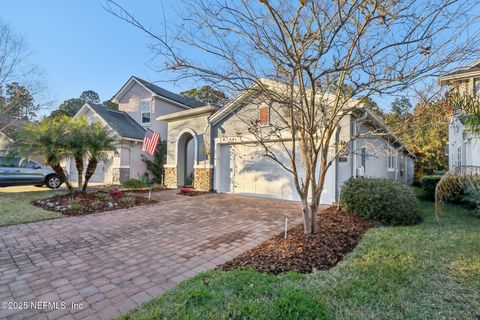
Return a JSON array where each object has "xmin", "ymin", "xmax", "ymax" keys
[
  {"xmin": 0, "ymin": 20, "xmax": 47, "ymax": 127},
  {"xmin": 105, "ymin": 0, "xmax": 480, "ymax": 234}
]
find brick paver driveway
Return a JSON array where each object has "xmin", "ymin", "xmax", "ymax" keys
[{"xmin": 0, "ymin": 191, "xmax": 304, "ymax": 320}]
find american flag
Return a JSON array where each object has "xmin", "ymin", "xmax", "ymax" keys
[{"xmin": 142, "ymin": 129, "xmax": 160, "ymax": 156}]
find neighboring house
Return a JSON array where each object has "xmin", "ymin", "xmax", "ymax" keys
[
  {"xmin": 0, "ymin": 117, "xmax": 24, "ymax": 155},
  {"xmin": 440, "ymin": 62, "xmax": 480, "ymax": 169},
  {"xmin": 0, "ymin": 117, "xmax": 46, "ymax": 165},
  {"xmin": 0, "ymin": 131, "xmax": 12, "ymax": 156},
  {"xmin": 67, "ymin": 76, "xmax": 205, "ymax": 184},
  {"xmin": 160, "ymin": 79, "xmax": 414, "ymax": 205}
]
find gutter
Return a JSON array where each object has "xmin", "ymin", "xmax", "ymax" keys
[{"xmin": 157, "ymin": 105, "xmax": 219, "ymax": 122}]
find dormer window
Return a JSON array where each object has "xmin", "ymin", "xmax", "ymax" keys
[
  {"xmin": 258, "ymin": 103, "xmax": 270, "ymax": 126},
  {"xmin": 140, "ymin": 100, "xmax": 151, "ymax": 125}
]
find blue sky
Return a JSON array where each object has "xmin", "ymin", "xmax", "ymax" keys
[
  {"xmin": 1, "ymin": 0, "xmax": 190, "ymax": 113},
  {"xmin": 2, "ymin": 1, "xmax": 477, "ymax": 116}
]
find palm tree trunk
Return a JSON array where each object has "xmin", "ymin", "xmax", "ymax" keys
[
  {"xmin": 82, "ymin": 158, "xmax": 98, "ymax": 192},
  {"xmin": 50, "ymin": 163, "xmax": 73, "ymax": 193},
  {"xmin": 74, "ymin": 156, "xmax": 84, "ymax": 190}
]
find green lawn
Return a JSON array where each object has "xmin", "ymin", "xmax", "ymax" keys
[
  {"xmin": 0, "ymin": 191, "xmax": 63, "ymax": 227},
  {"xmin": 120, "ymin": 198, "xmax": 480, "ymax": 320}
]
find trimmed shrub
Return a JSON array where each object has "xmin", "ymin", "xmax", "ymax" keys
[
  {"xmin": 419, "ymin": 175, "xmax": 443, "ymax": 201},
  {"xmin": 340, "ymin": 178, "xmax": 421, "ymax": 225},
  {"xmin": 121, "ymin": 178, "xmax": 146, "ymax": 190}
]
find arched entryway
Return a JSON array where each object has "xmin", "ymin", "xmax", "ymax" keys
[{"xmin": 176, "ymin": 129, "xmax": 198, "ymax": 187}]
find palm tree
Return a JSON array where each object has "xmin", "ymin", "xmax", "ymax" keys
[
  {"xmin": 82, "ymin": 123, "xmax": 117, "ymax": 192},
  {"xmin": 65, "ymin": 117, "xmax": 89, "ymax": 189},
  {"xmin": 9, "ymin": 118, "xmax": 74, "ymax": 193}
]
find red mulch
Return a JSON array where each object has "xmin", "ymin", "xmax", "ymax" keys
[
  {"xmin": 218, "ymin": 207, "xmax": 378, "ymax": 274},
  {"xmin": 32, "ymin": 191, "xmax": 157, "ymax": 216}
]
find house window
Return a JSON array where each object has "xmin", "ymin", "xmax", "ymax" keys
[
  {"xmin": 475, "ymin": 79, "xmax": 480, "ymax": 97},
  {"xmin": 361, "ymin": 147, "xmax": 366, "ymax": 168},
  {"xmin": 140, "ymin": 100, "xmax": 151, "ymax": 125},
  {"xmin": 258, "ymin": 104, "xmax": 270, "ymax": 126},
  {"xmin": 387, "ymin": 147, "xmax": 395, "ymax": 171},
  {"xmin": 457, "ymin": 145, "xmax": 462, "ymax": 167}
]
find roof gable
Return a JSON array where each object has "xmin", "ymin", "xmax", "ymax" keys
[
  {"xmin": 209, "ymin": 78, "xmax": 413, "ymax": 156},
  {"xmin": 77, "ymin": 103, "xmax": 146, "ymax": 141},
  {"xmin": 0, "ymin": 117, "xmax": 28, "ymax": 138},
  {"xmin": 112, "ymin": 76, "xmax": 205, "ymax": 109}
]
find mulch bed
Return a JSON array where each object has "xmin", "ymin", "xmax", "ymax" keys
[
  {"xmin": 218, "ymin": 207, "xmax": 378, "ymax": 274},
  {"xmin": 32, "ymin": 191, "xmax": 157, "ymax": 216}
]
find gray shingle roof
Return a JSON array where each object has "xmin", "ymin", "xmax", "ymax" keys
[
  {"xmin": 443, "ymin": 62, "xmax": 480, "ymax": 78},
  {"xmin": 131, "ymin": 76, "xmax": 204, "ymax": 108},
  {"xmin": 87, "ymin": 103, "xmax": 146, "ymax": 140},
  {"xmin": 0, "ymin": 117, "xmax": 28, "ymax": 138}
]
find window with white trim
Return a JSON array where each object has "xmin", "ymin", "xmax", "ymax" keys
[
  {"xmin": 387, "ymin": 147, "xmax": 395, "ymax": 171},
  {"xmin": 361, "ymin": 147, "xmax": 366, "ymax": 168},
  {"xmin": 457, "ymin": 145, "xmax": 462, "ymax": 167},
  {"xmin": 474, "ymin": 78, "xmax": 480, "ymax": 97},
  {"xmin": 140, "ymin": 100, "xmax": 151, "ymax": 125}
]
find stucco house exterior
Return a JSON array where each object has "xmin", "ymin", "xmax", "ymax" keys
[
  {"xmin": 0, "ymin": 117, "xmax": 25, "ymax": 155},
  {"xmin": 161, "ymin": 79, "xmax": 415, "ymax": 205},
  {"xmin": 67, "ymin": 76, "xmax": 204, "ymax": 184},
  {"xmin": 70, "ymin": 76, "xmax": 413, "ymax": 204},
  {"xmin": 439, "ymin": 62, "xmax": 480, "ymax": 169},
  {"xmin": 0, "ymin": 131, "xmax": 11, "ymax": 156},
  {"xmin": 0, "ymin": 117, "xmax": 46, "ymax": 165}
]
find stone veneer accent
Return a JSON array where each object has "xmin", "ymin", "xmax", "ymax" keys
[
  {"xmin": 112, "ymin": 168, "xmax": 120, "ymax": 184},
  {"xmin": 193, "ymin": 167, "xmax": 214, "ymax": 191},
  {"xmin": 164, "ymin": 167, "xmax": 177, "ymax": 188}
]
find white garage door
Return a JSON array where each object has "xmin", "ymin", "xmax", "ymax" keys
[
  {"xmin": 68, "ymin": 158, "xmax": 106, "ymax": 184},
  {"xmin": 89, "ymin": 160, "xmax": 106, "ymax": 183},
  {"xmin": 217, "ymin": 142, "xmax": 336, "ymax": 204}
]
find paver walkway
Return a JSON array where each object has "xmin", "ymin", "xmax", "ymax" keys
[{"xmin": 0, "ymin": 191, "xmax": 307, "ymax": 320}]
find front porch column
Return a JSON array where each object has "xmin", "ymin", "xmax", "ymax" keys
[
  {"xmin": 164, "ymin": 166, "xmax": 177, "ymax": 188},
  {"xmin": 193, "ymin": 167, "xmax": 213, "ymax": 191}
]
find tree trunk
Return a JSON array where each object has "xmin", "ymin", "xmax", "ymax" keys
[
  {"xmin": 82, "ymin": 158, "xmax": 98, "ymax": 192},
  {"xmin": 301, "ymin": 192, "xmax": 321, "ymax": 235},
  {"xmin": 310, "ymin": 198, "xmax": 319, "ymax": 234},
  {"xmin": 74, "ymin": 156, "xmax": 84, "ymax": 190},
  {"xmin": 301, "ymin": 196, "xmax": 312, "ymax": 235},
  {"xmin": 50, "ymin": 163, "xmax": 73, "ymax": 193}
]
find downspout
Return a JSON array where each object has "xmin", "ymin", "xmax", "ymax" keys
[
  {"xmin": 204, "ymin": 115, "xmax": 213, "ymax": 191},
  {"xmin": 335, "ymin": 127, "xmax": 341, "ymax": 202}
]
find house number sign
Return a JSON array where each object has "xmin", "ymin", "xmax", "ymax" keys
[{"xmin": 220, "ymin": 136, "xmax": 242, "ymax": 143}]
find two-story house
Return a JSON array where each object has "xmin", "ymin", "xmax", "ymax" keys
[
  {"xmin": 159, "ymin": 78, "xmax": 415, "ymax": 204},
  {"xmin": 439, "ymin": 62, "xmax": 480, "ymax": 169},
  {"xmin": 66, "ymin": 76, "xmax": 414, "ymax": 201},
  {"xmin": 66, "ymin": 76, "xmax": 204, "ymax": 184}
]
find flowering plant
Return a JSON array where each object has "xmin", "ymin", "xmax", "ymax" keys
[
  {"xmin": 180, "ymin": 187, "xmax": 192, "ymax": 194},
  {"xmin": 110, "ymin": 188, "xmax": 123, "ymax": 196}
]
